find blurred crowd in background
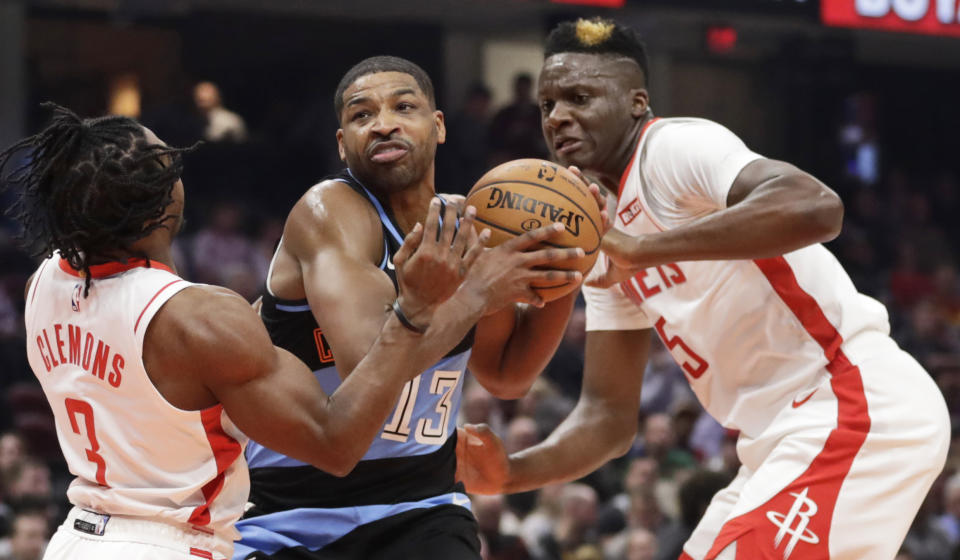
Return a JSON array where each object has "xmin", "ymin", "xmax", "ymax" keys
[{"xmin": 0, "ymin": 66, "xmax": 958, "ymax": 560}]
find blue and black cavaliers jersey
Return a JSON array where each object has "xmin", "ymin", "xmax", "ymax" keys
[{"xmin": 234, "ymin": 169, "xmax": 476, "ymax": 559}]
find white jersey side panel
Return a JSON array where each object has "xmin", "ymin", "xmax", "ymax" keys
[
  {"xmin": 585, "ymin": 117, "xmax": 892, "ymax": 436},
  {"xmin": 24, "ymin": 257, "xmax": 248, "ymax": 543}
]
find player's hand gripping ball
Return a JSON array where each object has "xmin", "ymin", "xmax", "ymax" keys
[{"xmin": 465, "ymin": 159, "xmax": 602, "ymax": 303}]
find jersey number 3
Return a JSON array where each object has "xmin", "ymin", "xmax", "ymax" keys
[
  {"xmin": 65, "ymin": 398, "xmax": 108, "ymax": 486},
  {"xmin": 381, "ymin": 370, "xmax": 461, "ymax": 445}
]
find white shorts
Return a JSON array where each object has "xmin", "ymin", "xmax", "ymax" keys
[
  {"xmin": 681, "ymin": 335, "xmax": 950, "ymax": 560},
  {"xmin": 44, "ymin": 507, "xmax": 232, "ymax": 560}
]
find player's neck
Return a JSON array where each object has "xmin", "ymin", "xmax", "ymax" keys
[
  {"xmin": 122, "ymin": 233, "xmax": 178, "ymax": 274},
  {"xmin": 599, "ymin": 112, "xmax": 655, "ymax": 193},
  {"xmin": 387, "ymin": 175, "xmax": 437, "ymax": 235}
]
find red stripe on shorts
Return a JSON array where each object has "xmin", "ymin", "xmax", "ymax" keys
[
  {"xmin": 189, "ymin": 547, "xmax": 214, "ymax": 559},
  {"xmin": 701, "ymin": 257, "xmax": 871, "ymax": 560}
]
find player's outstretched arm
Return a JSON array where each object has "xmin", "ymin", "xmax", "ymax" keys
[
  {"xmin": 144, "ymin": 209, "xmax": 481, "ymax": 476},
  {"xmin": 458, "ymin": 328, "xmax": 651, "ymax": 494}
]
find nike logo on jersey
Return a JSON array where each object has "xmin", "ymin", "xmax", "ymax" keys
[
  {"xmin": 452, "ymin": 493, "xmax": 472, "ymax": 507},
  {"xmin": 791, "ymin": 389, "xmax": 818, "ymax": 408},
  {"xmin": 386, "ymin": 257, "xmax": 395, "ymax": 270}
]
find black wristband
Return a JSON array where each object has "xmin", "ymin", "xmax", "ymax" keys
[{"xmin": 392, "ymin": 299, "xmax": 427, "ymax": 334}]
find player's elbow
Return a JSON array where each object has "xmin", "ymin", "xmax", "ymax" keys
[
  {"xmin": 484, "ymin": 380, "xmax": 534, "ymax": 401},
  {"xmin": 792, "ymin": 177, "xmax": 843, "ymax": 243},
  {"xmin": 310, "ymin": 434, "xmax": 363, "ymax": 477},
  {"xmin": 610, "ymin": 422, "xmax": 638, "ymax": 458},
  {"xmin": 319, "ymin": 453, "xmax": 358, "ymax": 478},
  {"xmin": 472, "ymin": 367, "xmax": 536, "ymax": 401},
  {"xmin": 809, "ymin": 187, "xmax": 844, "ymax": 242},
  {"xmin": 597, "ymin": 411, "xmax": 637, "ymax": 458}
]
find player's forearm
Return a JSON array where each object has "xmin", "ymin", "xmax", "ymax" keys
[
  {"xmin": 619, "ymin": 175, "xmax": 842, "ymax": 267},
  {"xmin": 472, "ymin": 291, "xmax": 577, "ymax": 399},
  {"xmin": 503, "ymin": 399, "xmax": 636, "ymax": 493}
]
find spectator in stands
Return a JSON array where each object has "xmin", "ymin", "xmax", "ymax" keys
[
  {"xmin": 505, "ymin": 417, "xmax": 540, "ymax": 455},
  {"xmin": 542, "ymin": 305, "xmax": 587, "ymax": 400},
  {"xmin": 193, "ymin": 81, "xmax": 248, "ymax": 143},
  {"xmin": 442, "ymin": 83, "xmax": 493, "ymax": 195},
  {"xmin": 489, "ymin": 73, "xmax": 548, "ymax": 165},
  {"xmin": 473, "ymin": 494, "xmax": 529, "ymax": 560},
  {"xmin": 626, "ymin": 527, "xmax": 657, "ymax": 560},
  {"xmin": 654, "ymin": 470, "xmax": 733, "ymax": 560},
  {"xmin": 549, "ymin": 484, "xmax": 599, "ymax": 558},
  {"xmin": 937, "ymin": 472, "xmax": 960, "ymax": 547},
  {"xmin": 190, "ymin": 202, "xmax": 257, "ymax": 287},
  {"xmin": 0, "ymin": 506, "xmax": 49, "ymax": 560},
  {"xmin": 0, "ymin": 434, "xmax": 24, "ymax": 492},
  {"xmin": 518, "ymin": 483, "xmax": 564, "ymax": 560},
  {"xmin": 630, "ymin": 414, "xmax": 696, "ymax": 480}
]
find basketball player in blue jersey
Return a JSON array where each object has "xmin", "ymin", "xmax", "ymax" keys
[{"xmin": 234, "ymin": 56, "xmax": 601, "ymax": 559}]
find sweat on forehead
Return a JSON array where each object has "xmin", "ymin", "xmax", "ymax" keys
[{"xmin": 542, "ymin": 53, "xmax": 645, "ymax": 88}]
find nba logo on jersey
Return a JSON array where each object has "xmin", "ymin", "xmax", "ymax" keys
[{"xmin": 71, "ymin": 283, "xmax": 82, "ymax": 312}]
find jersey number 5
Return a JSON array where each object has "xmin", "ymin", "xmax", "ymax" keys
[
  {"xmin": 654, "ymin": 317, "xmax": 709, "ymax": 379},
  {"xmin": 381, "ymin": 370, "xmax": 461, "ymax": 445},
  {"xmin": 65, "ymin": 398, "xmax": 108, "ymax": 486}
]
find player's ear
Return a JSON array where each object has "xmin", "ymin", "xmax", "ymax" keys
[
  {"xmin": 336, "ymin": 129, "xmax": 346, "ymax": 162},
  {"xmin": 630, "ymin": 89, "xmax": 649, "ymax": 119},
  {"xmin": 434, "ymin": 110, "xmax": 446, "ymax": 145}
]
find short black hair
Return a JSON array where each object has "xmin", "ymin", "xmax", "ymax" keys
[
  {"xmin": 0, "ymin": 103, "xmax": 192, "ymax": 296},
  {"xmin": 544, "ymin": 18, "xmax": 649, "ymax": 85},
  {"xmin": 334, "ymin": 56, "xmax": 436, "ymax": 121}
]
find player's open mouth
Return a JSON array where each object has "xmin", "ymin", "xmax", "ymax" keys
[
  {"xmin": 555, "ymin": 138, "xmax": 581, "ymax": 155},
  {"xmin": 369, "ymin": 141, "xmax": 410, "ymax": 163}
]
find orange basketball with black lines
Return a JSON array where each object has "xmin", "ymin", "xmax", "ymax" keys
[{"xmin": 465, "ymin": 158, "xmax": 602, "ymax": 302}]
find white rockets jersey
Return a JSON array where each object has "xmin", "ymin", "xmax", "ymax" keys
[
  {"xmin": 24, "ymin": 255, "xmax": 248, "ymax": 547},
  {"xmin": 585, "ymin": 117, "xmax": 891, "ymax": 436}
]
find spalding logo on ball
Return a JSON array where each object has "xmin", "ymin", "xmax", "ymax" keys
[{"xmin": 466, "ymin": 159, "xmax": 602, "ymax": 302}]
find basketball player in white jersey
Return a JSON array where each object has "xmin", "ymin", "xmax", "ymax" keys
[
  {"xmin": 457, "ymin": 18, "xmax": 950, "ymax": 559},
  {"xmin": 0, "ymin": 104, "xmax": 577, "ymax": 560}
]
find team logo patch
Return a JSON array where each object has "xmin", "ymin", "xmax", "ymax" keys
[
  {"xmin": 618, "ymin": 198, "xmax": 643, "ymax": 226},
  {"xmin": 71, "ymin": 283, "xmax": 82, "ymax": 312},
  {"xmin": 765, "ymin": 487, "xmax": 820, "ymax": 559}
]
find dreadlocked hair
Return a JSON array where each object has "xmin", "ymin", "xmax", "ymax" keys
[
  {"xmin": 0, "ymin": 103, "xmax": 193, "ymax": 296},
  {"xmin": 545, "ymin": 18, "xmax": 650, "ymax": 86}
]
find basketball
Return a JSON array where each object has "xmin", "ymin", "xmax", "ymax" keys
[{"xmin": 465, "ymin": 158, "xmax": 602, "ymax": 302}]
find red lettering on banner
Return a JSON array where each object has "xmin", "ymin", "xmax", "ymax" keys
[{"xmin": 822, "ymin": 0, "xmax": 960, "ymax": 37}]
